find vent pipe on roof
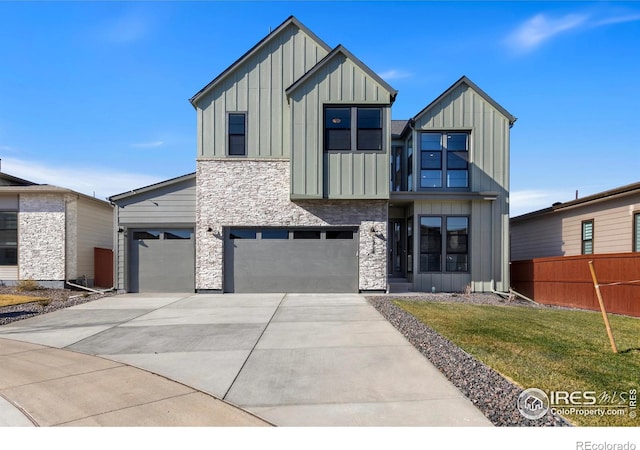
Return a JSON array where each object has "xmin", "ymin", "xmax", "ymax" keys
[{"xmin": 576, "ymin": 190, "xmax": 579, "ymax": 200}]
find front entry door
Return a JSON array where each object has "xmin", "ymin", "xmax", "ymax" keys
[{"xmin": 388, "ymin": 219, "xmax": 405, "ymax": 277}]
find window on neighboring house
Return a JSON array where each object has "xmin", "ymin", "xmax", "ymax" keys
[
  {"xmin": 582, "ymin": 220, "xmax": 594, "ymax": 255},
  {"xmin": 419, "ymin": 216, "xmax": 469, "ymax": 273},
  {"xmin": 634, "ymin": 213, "xmax": 640, "ymax": 252},
  {"xmin": 324, "ymin": 106, "xmax": 383, "ymax": 152},
  {"xmin": 420, "ymin": 132, "xmax": 469, "ymax": 189},
  {"xmin": 228, "ymin": 113, "xmax": 247, "ymax": 156},
  {"xmin": 0, "ymin": 211, "xmax": 18, "ymax": 265}
]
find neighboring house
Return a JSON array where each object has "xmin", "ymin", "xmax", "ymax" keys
[
  {"xmin": 112, "ymin": 16, "xmax": 516, "ymax": 294},
  {"xmin": 511, "ymin": 181, "xmax": 640, "ymax": 261},
  {"xmin": 0, "ymin": 172, "xmax": 113, "ymax": 288}
]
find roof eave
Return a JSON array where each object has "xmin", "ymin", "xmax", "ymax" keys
[
  {"xmin": 108, "ymin": 172, "xmax": 196, "ymax": 202},
  {"xmin": 189, "ymin": 16, "xmax": 332, "ymax": 108},
  {"xmin": 413, "ymin": 75, "xmax": 516, "ymax": 126},
  {"xmin": 285, "ymin": 44, "xmax": 398, "ymax": 103}
]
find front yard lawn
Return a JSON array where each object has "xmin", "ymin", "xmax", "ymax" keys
[{"xmin": 395, "ymin": 300, "xmax": 640, "ymax": 427}]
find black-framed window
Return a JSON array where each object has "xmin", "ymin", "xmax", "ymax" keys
[
  {"xmin": 634, "ymin": 213, "xmax": 639, "ymax": 252},
  {"xmin": 132, "ymin": 230, "xmax": 161, "ymax": 240},
  {"xmin": 0, "ymin": 211, "xmax": 17, "ymax": 265},
  {"xmin": 357, "ymin": 108, "xmax": 382, "ymax": 150},
  {"xmin": 324, "ymin": 106, "xmax": 383, "ymax": 152},
  {"xmin": 228, "ymin": 112, "xmax": 247, "ymax": 156},
  {"xmin": 582, "ymin": 220, "xmax": 594, "ymax": 255},
  {"xmin": 420, "ymin": 132, "xmax": 469, "ymax": 189},
  {"xmin": 419, "ymin": 216, "xmax": 469, "ymax": 273},
  {"xmin": 230, "ymin": 229, "xmax": 257, "ymax": 239}
]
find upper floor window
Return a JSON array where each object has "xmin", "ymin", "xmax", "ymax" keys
[
  {"xmin": 324, "ymin": 106, "xmax": 382, "ymax": 152},
  {"xmin": 228, "ymin": 113, "xmax": 246, "ymax": 156},
  {"xmin": 634, "ymin": 212, "xmax": 640, "ymax": 252},
  {"xmin": 582, "ymin": 220, "xmax": 594, "ymax": 255},
  {"xmin": 420, "ymin": 132, "xmax": 469, "ymax": 189},
  {"xmin": 0, "ymin": 211, "xmax": 17, "ymax": 265}
]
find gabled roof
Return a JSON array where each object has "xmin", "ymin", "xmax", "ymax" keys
[
  {"xmin": 189, "ymin": 16, "xmax": 332, "ymax": 108},
  {"xmin": 285, "ymin": 44, "xmax": 397, "ymax": 103},
  {"xmin": 109, "ymin": 172, "xmax": 196, "ymax": 202},
  {"xmin": 413, "ymin": 76, "xmax": 517, "ymax": 126},
  {"xmin": 0, "ymin": 172, "xmax": 38, "ymax": 186},
  {"xmin": 511, "ymin": 181, "xmax": 640, "ymax": 222}
]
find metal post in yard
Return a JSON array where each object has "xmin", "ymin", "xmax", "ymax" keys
[{"xmin": 588, "ymin": 260, "xmax": 618, "ymax": 354}]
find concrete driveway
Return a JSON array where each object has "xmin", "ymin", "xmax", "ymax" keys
[{"xmin": 0, "ymin": 293, "xmax": 491, "ymax": 426}]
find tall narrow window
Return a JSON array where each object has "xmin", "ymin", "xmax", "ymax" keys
[
  {"xmin": 419, "ymin": 217, "xmax": 442, "ymax": 272},
  {"xmin": 0, "ymin": 212, "xmax": 17, "ymax": 265},
  {"xmin": 634, "ymin": 213, "xmax": 640, "ymax": 252},
  {"xmin": 357, "ymin": 108, "xmax": 382, "ymax": 150},
  {"xmin": 446, "ymin": 217, "xmax": 469, "ymax": 272},
  {"xmin": 446, "ymin": 133, "xmax": 469, "ymax": 188},
  {"xmin": 228, "ymin": 113, "xmax": 246, "ymax": 156},
  {"xmin": 420, "ymin": 133, "xmax": 442, "ymax": 188},
  {"xmin": 582, "ymin": 220, "xmax": 594, "ymax": 255},
  {"xmin": 407, "ymin": 137, "xmax": 413, "ymax": 191},
  {"xmin": 420, "ymin": 132, "xmax": 469, "ymax": 189},
  {"xmin": 325, "ymin": 108, "xmax": 351, "ymax": 151}
]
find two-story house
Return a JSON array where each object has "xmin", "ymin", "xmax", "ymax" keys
[{"xmin": 110, "ymin": 16, "xmax": 515, "ymax": 294}]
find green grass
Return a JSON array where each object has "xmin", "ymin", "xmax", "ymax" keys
[{"xmin": 394, "ymin": 300, "xmax": 640, "ymax": 427}]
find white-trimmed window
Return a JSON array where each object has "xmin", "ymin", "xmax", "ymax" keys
[
  {"xmin": 0, "ymin": 211, "xmax": 17, "ymax": 265},
  {"xmin": 582, "ymin": 220, "xmax": 594, "ymax": 255},
  {"xmin": 633, "ymin": 212, "xmax": 640, "ymax": 252}
]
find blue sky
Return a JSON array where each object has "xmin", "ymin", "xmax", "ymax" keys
[{"xmin": 0, "ymin": 1, "xmax": 639, "ymax": 217}]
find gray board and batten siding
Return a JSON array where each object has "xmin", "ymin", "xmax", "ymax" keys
[
  {"xmin": 110, "ymin": 174, "xmax": 196, "ymax": 293},
  {"xmin": 193, "ymin": 20, "xmax": 331, "ymax": 159},
  {"xmin": 287, "ymin": 45, "xmax": 396, "ymax": 200},
  {"xmin": 408, "ymin": 78, "xmax": 514, "ymax": 293}
]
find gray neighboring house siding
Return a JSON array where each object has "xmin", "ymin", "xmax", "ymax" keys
[
  {"xmin": 0, "ymin": 173, "xmax": 113, "ymax": 288},
  {"xmin": 110, "ymin": 173, "xmax": 196, "ymax": 293}
]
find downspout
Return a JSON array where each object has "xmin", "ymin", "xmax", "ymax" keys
[
  {"xmin": 66, "ymin": 280, "xmax": 114, "ymax": 295},
  {"xmin": 488, "ymin": 196, "xmax": 511, "ymax": 298}
]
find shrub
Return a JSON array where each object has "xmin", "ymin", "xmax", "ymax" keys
[{"xmin": 16, "ymin": 279, "xmax": 40, "ymax": 292}]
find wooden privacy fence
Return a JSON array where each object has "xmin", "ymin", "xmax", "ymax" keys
[
  {"xmin": 511, "ymin": 253, "xmax": 640, "ymax": 317},
  {"xmin": 94, "ymin": 247, "xmax": 113, "ymax": 288}
]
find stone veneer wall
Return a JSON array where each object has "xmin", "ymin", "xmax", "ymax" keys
[
  {"xmin": 18, "ymin": 194, "xmax": 67, "ymax": 287},
  {"xmin": 196, "ymin": 159, "xmax": 388, "ymax": 291}
]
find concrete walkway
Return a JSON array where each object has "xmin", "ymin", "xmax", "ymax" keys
[{"xmin": 0, "ymin": 293, "xmax": 491, "ymax": 427}]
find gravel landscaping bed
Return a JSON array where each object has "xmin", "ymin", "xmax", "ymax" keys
[
  {"xmin": 367, "ymin": 293, "xmax": 571, "ymax": 427},
  {"xmin": 0, "ymin": 286, "xmax": 114, "ymax": 326}
]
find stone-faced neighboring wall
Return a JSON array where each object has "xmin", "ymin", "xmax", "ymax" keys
[
  {"xmin": 18, "ymin": 193, "xmax": 67, "ymax": 286},
  {"xmin": 196, "ymin": 159, "xmax": 388, "ymax": 291}
]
